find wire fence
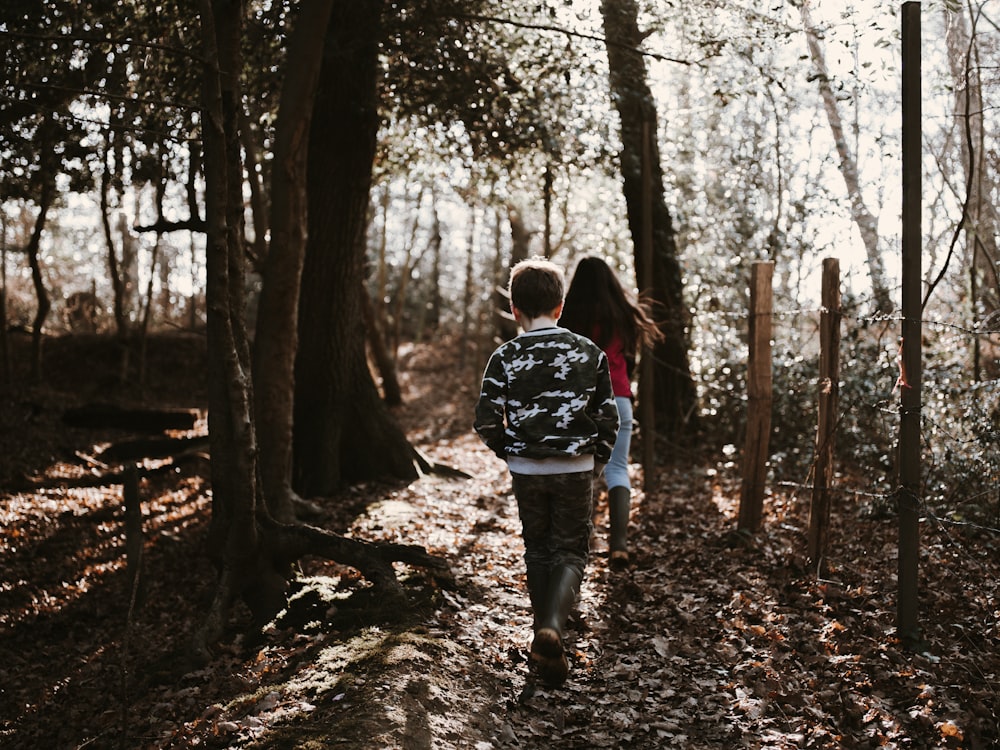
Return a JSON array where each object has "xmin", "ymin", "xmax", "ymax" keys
[{"xmin": 684, "ymin": 286, "xmax": 1000, "ymax": 540}]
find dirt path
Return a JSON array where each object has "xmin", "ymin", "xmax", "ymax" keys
[{"xmin": 235, "ymin": 430, "xmax": 745, "ymax": 750}]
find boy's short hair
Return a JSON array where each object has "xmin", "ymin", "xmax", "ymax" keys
[{"xmin": 509, "ymin": 257, "xmax": 565, "ymax": 319}]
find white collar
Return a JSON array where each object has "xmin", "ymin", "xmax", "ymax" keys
[{"xmin": 521, "ymin": 315, "xmax": 559, "ymax": 332}]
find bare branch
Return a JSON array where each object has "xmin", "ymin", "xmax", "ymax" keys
[{"xmin": 448, "ymin": 13, "xmax": 701, "ymax": 67}]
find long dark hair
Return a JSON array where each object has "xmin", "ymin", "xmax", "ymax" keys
[{"xmin": 561, "ymin": 256, "xmax": 663, "ymax": 359}]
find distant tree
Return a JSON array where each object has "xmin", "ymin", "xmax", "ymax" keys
[
  {"xmin": 0, "ymin": 213, "xmax": 9, "ymax": 382},
  {"xmin": 798, "ymin": 0, "xmax": 893, "ymax": 314},
  {"xmin": 0, "ymin": 1, "xmax": 100, "ymax": 379},
  {"xmin": 941, "ymin": 3, "xmax": 1000, "ymax": 379}
]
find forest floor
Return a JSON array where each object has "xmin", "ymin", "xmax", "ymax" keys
[{"xmin": 0, "ymin": 332, "xmax": 998, "ymax": 750}]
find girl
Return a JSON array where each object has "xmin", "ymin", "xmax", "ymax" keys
[{"xmin": 560, "ymin": 256, "xmax": 663, "ymax": 567}]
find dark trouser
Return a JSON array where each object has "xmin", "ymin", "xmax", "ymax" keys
[{"xmin": 511, "ymin": 471, "xmax": 593, "ymax": 623}]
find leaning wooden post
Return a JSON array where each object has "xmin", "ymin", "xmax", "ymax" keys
[
  {"xmin": 123, "ymin": 463, "xmax": 146, "ymax": 609},
  {"xmin": 897, "ymin": 0, "xmax": 922, "ymax": 647},
  {"xmin": 738, "ymin": 261, "xmax": 774, "ymax": 533},
  {"xmin": 808, "ymin": 258, "xmax": 841, "ymax": 570}
]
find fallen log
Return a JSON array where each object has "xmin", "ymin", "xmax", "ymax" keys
[
  {"xmin": 13, "ymin": 454, "xmax": 208, "ymax": 491},
  {"xmin": 63, "ymin": 404, "xmax": 200, "ymax": 432},
  {"xmin": 99, "ymin": 434, "xmax": 210, "ymax": 462}
]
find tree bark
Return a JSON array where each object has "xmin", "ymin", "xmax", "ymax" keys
[
  {"xmin": 293, "ymin": 0, "xmax": 421, "ymax": 496},
  {"xmin": 195, "ymin": 0, "xmax": 262, "ymax": 660},
  {"xmin": 600, "ymin": 0, "xmax": 697, "ymax": 437},
  {"xmin": 253, "ymin": 0, "xmax": 336, "ymax": 521},
  {"xmin": 492, "ymin": 206, "xmax": 530, "ymax": 343}
]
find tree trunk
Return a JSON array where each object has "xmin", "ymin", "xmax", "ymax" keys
[
  {"xmin": 27, "ymin": 182, "xmax": 53, "ymax": 382},
  {"xmin": 366, "ymin": 182, "xmax": 406, "ymax": 404},
  {"xmin": 426, "ymin": 197, "xmax": 443, "ymax": 334},
  {"xmin": 240, "ymin": 110, "xmax": 269, "ymax": 269},
  {"xmin": 493, "ymin": 205, "xmax": 530, "ymax": 343},
  {"xmin": 389, "ymin": 186, "xmax": 426, "ymax": 356},
  {"xmin": 252, "ymin": 0, "xmax": 336, "ymax": 521},
  {"xmin": 799, "ymin": 1, "xmax": 892, "ymax": 314},
  {"xmin": 600, "ymin": 0, "xmax": 697, "ymax": 437},
  {"xmin": 137, "ymin": 226, "xmax": 161, "ymax": 387},
  {"xmin": 193, "ymin": 2, "xmax": 448, "ymax": 660},
  {"xmin": 195, "ymin": 0, "xmax": 262, "ymax": 660},
  {"xmin": 364, "ymin": 286, "xmax": 403, "ymax": 406},
  {"xmin": 1, "ymin": 226, "xmax": 9, "ymax": 384},
  {"xmin": 459, "ymin": 201, "xmax": 476, "ymax": 370},
  {"xmin": 414, "ymin": 192, "xmax": 443, "ymax": 342},
  {"xmin": 489, "ymin": 206, "xmax": 511, "ymax": 344},
  {"xmin": 944, "ymin": 5, "xmax": 999, "ymax": 379},
  {"xmin": 102, "ymin": 135, "xmax": 128, "ymax": 338},
  {"xmin": 293, "ymin": 0, "xmax": 420, "ymax": 496},
  {"xmin": 100, "ymin": 135, "xmax": 131, "ymax": 383}
]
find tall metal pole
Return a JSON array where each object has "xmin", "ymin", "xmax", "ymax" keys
[{"xmin": 898, "ymin": 0, "xmax": 922, "ymax": 647}]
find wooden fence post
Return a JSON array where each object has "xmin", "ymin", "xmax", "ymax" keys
[
  {"xmin": 738, "ymin": 261, "xmax": 773, "ymax": 533},
  {"xmin": 898, "ymin": 0, "xmax": 922, "ymax": 646},
  {"xmin": 808, "ymin": 258, "xmax": 841, "ymax": 569},
  {"xmin": 124, "ymin": 464, "xmax": 146, "ymax": 609}
]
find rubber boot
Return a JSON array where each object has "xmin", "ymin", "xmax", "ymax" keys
[
  {"xmin": 608, "ymin": 486, "xmax": 631, "ymax": 568},
  {"xmin": 525, "ymin": 565, "xmax": 550, "ymax": 631},
  {"xmin": 530, "ymin": 565, "xmax": 581, "ymax": 686}
]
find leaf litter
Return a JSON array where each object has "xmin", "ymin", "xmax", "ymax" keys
[{"xmin": 0, "ymin": 334, "xmax": 998, "ymax": 748}]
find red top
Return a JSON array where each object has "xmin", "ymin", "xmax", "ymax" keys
[{"xmin": 601, "ymin": 332, "xmax": 632, "ymax": 399}]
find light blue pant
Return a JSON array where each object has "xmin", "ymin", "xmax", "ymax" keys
[{"xmin": 605, "ymin": 396, "xmax": 633, "ymax": 491}]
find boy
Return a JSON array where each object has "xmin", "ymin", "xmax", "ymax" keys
[{"xmin": 474, "ymin": 257, "xmax": 619, "ymax": 687}]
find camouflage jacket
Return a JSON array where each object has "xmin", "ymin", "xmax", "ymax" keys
[{"xmin": 474, "ymin": 327, "xmax": 620, "ymax": 466}]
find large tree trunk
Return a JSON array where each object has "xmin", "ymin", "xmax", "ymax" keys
[
  {"xmin": 293, "ymin": 0, "xmax": 420, "ymax": 497},
  {"xmin": 600, "ymin": 0, "xmax": 697, "ymax": 437},
  {"xmin": 253, "ymin": 0, "xmax": 335, "ymax": 521}
]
